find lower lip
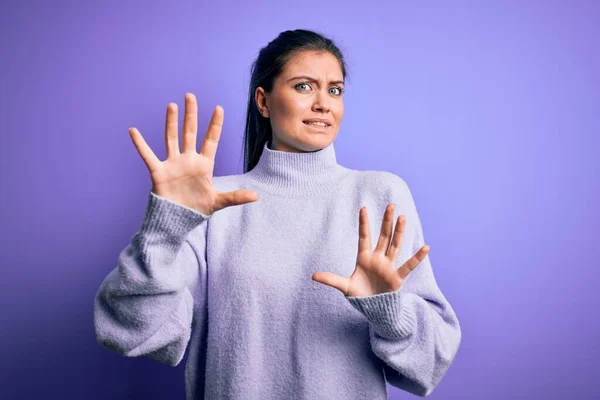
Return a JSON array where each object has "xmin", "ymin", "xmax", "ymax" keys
[{"xmin": 303, "ymin": 122, "xmax": 331, "ymax": 132}]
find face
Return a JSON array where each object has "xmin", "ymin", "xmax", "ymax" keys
[{"xmin": 255, "ymin": 50, "xmax": 345, "ymax": 153}]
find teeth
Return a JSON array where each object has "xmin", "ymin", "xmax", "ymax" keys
[{"xmin": 306, "ymin": 121, "xmax": 328, "ymax": 127}]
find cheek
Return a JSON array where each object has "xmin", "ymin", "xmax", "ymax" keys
[
  {"xmin": 333, "ymin": 102, "xmax": 344, "ymax": 122},
  {"xmin": 275, "ymin": 95, "xmax": 311, "ymax": 121}
]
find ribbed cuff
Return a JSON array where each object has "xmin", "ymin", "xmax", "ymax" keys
[
  {"xmin": 138, "ymin": 191, "xmax": 210, "ymax": 253},
  {"xmin": 345, "ymin": 288, "xmax": 418, "ymax": 339}
]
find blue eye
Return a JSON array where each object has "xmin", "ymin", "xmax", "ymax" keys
[
  {"xmin": 329, "ymin": 87, "xmax": 343, "ymax": 96},
  {"xmin": 295, "ymin": 83, "xmax": 311, "ymax": 91}
]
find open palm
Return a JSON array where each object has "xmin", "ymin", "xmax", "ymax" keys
[
  {"xmin": 312, "ymin": 203, "xmax": 430, "ymax": 297},
  {"xmin": 128, "ymin": 93, "xmax": 258, "ymax": 215}
]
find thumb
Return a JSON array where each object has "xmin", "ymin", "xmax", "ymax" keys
[
  {"xmin": 312, "ymin": 272, "xmax": 350, "ymax": 295},
  {"xmin": 215, "ymin": 190, "xmax": 259, "ymax": 211}
]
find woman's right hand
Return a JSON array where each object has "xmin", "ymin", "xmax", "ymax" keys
[{"xmin": 128, "ymin": 93, "xmax": 259, "ymax": 216}]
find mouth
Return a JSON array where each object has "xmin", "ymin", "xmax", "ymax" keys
[{"xmin": 303, "ymin": 120, "xmax": 332, "ymax": 128}]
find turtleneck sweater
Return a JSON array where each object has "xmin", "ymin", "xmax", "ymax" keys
[{"xmin": 94, "ymin": 140, "xmax": 462, "ymax": 399}]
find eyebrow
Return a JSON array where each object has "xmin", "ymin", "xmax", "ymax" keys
[{"xmin": 286, "ymin": 75, "xmax": 345, "ymax": 86}]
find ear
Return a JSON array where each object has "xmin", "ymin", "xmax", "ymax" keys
[{"xmin": 255, "ymin": 87, "xmax": 270, "ymax": 118}]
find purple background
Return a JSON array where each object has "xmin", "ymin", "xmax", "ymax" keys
[{"xmin": 1, "ymin": 1, "xmax": 598, "ymax": 399}]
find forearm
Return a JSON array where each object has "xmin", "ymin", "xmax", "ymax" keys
[
  {"xmin": 94, "ymin": 191, "xmax": 208, "ymax": 365},
  {"xmin": 348, "ymin": 283, "xmax": 461, "ymax": 397}
]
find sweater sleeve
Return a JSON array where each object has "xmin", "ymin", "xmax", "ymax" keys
[
  {"xmin": 345, "ymin": 178, "xmax": 462, "ymax": 397},
  {"xmin": 94, "ymin": 190, "xmax": 211, "ymax": 367}
]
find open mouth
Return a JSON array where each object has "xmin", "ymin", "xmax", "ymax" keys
[{"xmin": 303, "ymin": 121, "xmax": 331, "ymax": 128}]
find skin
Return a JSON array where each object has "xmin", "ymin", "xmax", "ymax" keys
[
  {"xmin": 255, "ymin": 50, "xmax": 345, "ymax": 153},
  {"xmin": 128, "ymin": 94, "xmax": 259, "ymax": 216},
  {"xmin": 313, "ymin": 204, "xmax": 431, "ymax": 297}
]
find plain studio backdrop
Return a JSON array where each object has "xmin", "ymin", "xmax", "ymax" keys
[{"xmin": 0, "ymin": 1, "xmax": 598, "ymax": 399}]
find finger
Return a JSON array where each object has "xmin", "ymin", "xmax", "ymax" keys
[
  {"xmin": 397, "ymin": 245, "xmax": 430, "ymax": 280},
  {"xmin": 387, "ymin": 215, "xmax": 406, "ymax": 260},
  {"xmin": 182, "ymin": 93, "xmax": 198, "ymax": 153},
  {"xmin": 214, "ymin": 189, "xmax": 259, "ymax": 212},
  {"xmin": 358, "ymin": 207, "xmax": 371, "ymax": 254},
  {"xmin": 375, "ymin": 203, "xmax": 395, "ymax": 253},
  {"xmin": 199, "ymin": 105, "xmax": 224, "ymax": 161},
  {"xmin": 128, "ymin": 127, "xmax": 161, "ymax": 173},
  {"xmin": 312, "ymin": 271, "xmax": 350, "ymax": 295},
  {"xmin": 165, "ymin": 103, "xmax": 179, "ymax": 159}
]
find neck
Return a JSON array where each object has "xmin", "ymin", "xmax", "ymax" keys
[{"xmin": 245, "ymin": 140, "xmax": 348, "ymax": 196}]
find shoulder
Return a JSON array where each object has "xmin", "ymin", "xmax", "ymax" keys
[
  {"xmin": 211, "ymin": 168, "xmax": 413, "ymax": 203},
  {"xmin": 353, "ymin": 169, "xmax": 411, "ymax": 201}
]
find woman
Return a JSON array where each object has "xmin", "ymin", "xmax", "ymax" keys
[{"xmin": 94, "ymin": 29, "xmax": 462, "ymax": 399}]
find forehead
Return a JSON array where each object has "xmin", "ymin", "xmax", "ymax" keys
[{"xmin": 281, "ymin": 50, "xmax": 343, "ymax": 79}]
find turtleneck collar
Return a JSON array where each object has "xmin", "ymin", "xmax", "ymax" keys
[{"xmin": 244, "ymin": 140, "xmax": 349, "ymax": 196}]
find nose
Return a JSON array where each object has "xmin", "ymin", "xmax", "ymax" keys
[{"xmin": 311, "ymin": 89, "xmax": 330, "ymax": 113}]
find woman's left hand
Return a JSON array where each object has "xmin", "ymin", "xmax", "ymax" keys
[{"xmin": 312, "ymin": 203, "xmax": 430, "ymax": 297}]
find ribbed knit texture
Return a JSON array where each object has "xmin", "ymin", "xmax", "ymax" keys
[{"xmin": 94, "ymin": 140, "xmax": 461, "ymax": 399}]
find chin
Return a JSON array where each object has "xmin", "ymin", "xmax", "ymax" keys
[
  {"xmin": 274, "ymin": 126, "xmax": 338, "ymax": 152},
  {"xmin": 296, "ymin": 133, "xmax": 336, "ymax": 152}
]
